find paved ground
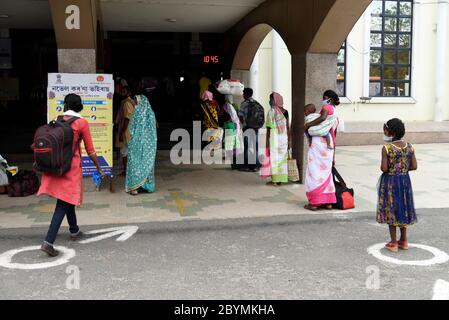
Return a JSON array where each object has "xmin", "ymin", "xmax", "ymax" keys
[
  {"xmin": 0, "ymin": 144, "xmax": 448, "ymax": 300},
  {"xmin": 0, "ymin": 209, "xmax": 448, "ymax": 300},
  {"xmin": 1, "ymin": 144, "xmax": 448, "ymax": 229}
]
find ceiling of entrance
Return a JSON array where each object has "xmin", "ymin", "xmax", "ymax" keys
[{"xmin": 0, "ymin": 0, "xmax": 266, "ymax": 32}]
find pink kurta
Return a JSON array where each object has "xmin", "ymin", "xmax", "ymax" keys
[{"xmin": 37, "ymin": 117, "xmax": 95, "ymax": 206}]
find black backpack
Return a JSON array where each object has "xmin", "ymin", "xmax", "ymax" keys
[
  {"xmin": 31, "ymin": 116, "xmax": 79, "ymax": 176},
  {"xmin": 246, "ymin": 100, "xmax": 265, "ymax": 129}
]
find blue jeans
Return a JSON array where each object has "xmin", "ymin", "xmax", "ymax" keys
[
  {"xmin": 45, "ymin": 199, "xmax": 79, "ymax": 245},
  {"xmin": 243, "ymin": 128, "xmax": 260, "ymax": 170}
]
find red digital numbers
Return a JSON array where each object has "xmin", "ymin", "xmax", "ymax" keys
[{"xmin": 203, "ymin": 55, "xmax": 219, "ymax": 64}]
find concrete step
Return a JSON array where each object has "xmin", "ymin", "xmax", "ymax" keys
[{"xmin": 337, "ymin": 121, "xmax": 449, "ymax": 146}]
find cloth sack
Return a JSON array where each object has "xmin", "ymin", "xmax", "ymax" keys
[{"xmin": 216, "ymin": 80, "xmax": 244, "ymax": 96}]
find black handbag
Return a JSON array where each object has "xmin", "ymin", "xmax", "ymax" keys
[
  {"xmin": 7, "ymin": 170, "xmax": 40, "ymax": 197},
  {"xmin": 332, "ymin": 167, "xmax": 355, "ymax": 210}
]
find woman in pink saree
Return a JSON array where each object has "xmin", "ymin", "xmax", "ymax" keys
[{"xmin": 303, "ymin": 90, "xmax": 340, "ymax": 211}]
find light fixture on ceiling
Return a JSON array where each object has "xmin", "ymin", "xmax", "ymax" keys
[
  {"xmin": 165, "ymin": 18, "xmax": 177, "ymax": 23},
  {"xmin": 0, "ymin": 14, "xmax": 9, "ymax": 19}
]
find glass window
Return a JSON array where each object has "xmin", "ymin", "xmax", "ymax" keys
[
  {"xmin": 398, "ymin": 51, "xmax": 410, "ymax": 64},
  {"xmin": 399, "ymin": 18, "xmax": 412, "ymax": 31},
  {"xmin": 370, "ymin": 50, "xmax": 382, "ymax": 63},
  {"xmin": 385, "ymin": 17, "xmax": 397, "ymax": 31},
  {"xmin": 399, "ymin": 2, "xmax": 412, "ymax": 16},
  {"xmin": 369, "ymin": 0, "xmax": 413, "ymax": 97},
  {"xmin": 371, "ymin": 33, "xmax": 382, "ymax": 47},
  {"xmin": 370, "ymin": 82, "xmax": 382, "ymax": 96},
  {"xmin": 336, "ymin": 41, "xmax": 347, "ymax": 97},
  {"xmin": 371, "ymin": 17, "xmax": 383, "ymax": 31},
  {"xmin": 385, "ymin": 1, "xmax": 398, "ymax": 15},
  {"xmin": 384, "ymin": 34, "xmax": 397, "ymax": 47},
  {"xmin": 384, "ymin": 50, "xmax": 397, "ymax": 64}
]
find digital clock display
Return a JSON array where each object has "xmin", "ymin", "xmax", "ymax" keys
[{"xmin": 203, "ymin": 55, "xmax": 220, "ymax": 64}]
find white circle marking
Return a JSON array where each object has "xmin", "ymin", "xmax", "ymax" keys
[
  {"xmin": 367, "ymin": 243, "xmax": 449, "ymax": 266},
  {"xmin": 0, "ymin": 246, "xmax": 76, "ymax": 270}
]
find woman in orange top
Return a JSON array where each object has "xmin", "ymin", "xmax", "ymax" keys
[{"xmin": 38, "ymin": 94, "xmax": 104, "ymax": 257}]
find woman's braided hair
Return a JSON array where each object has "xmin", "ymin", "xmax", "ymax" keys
[{"xmin": 384, "ymin": 118, "xmax": 405, "ymax": 140}]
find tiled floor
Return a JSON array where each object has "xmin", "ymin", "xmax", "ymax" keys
[{"xmin": 0, "ymin": 143, "xmax": 448, "ymax": 229}]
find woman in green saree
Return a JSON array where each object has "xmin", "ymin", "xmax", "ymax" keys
[
  {"xmin": 265, "ymin": 92, "xmax": 290, "ymax": 186},
  {"xmin": 125, "ymin": 95, "xmax": 158, "ymax": 195}
]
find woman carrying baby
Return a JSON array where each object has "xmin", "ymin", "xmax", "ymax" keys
[{"xmin": 303, "ymin": 90, "xmax": 340, "ymax": 211}]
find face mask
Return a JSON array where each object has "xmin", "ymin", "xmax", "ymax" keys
[
  {"xmin": 383, "ymin": 135, "xmax": 393, "ymax": 142},
  {"xmin": 322, "ymin": 99, "xmax": 329, "ymax": 106}
]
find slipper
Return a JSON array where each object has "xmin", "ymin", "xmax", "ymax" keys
[
  {"xmin": 385, "ymin": 241, "xmax": 398, "ymax": 252},
  {"xmin": 266, "ymin": 182, "xmax": 281, "ymax": 187},
  {"xmin": 398, "ymin": 241, "xmax": 409, "ymax": 250},
  {"xmin": 304, "ymin": 204, "xmax": 318, "ymax": 211}
]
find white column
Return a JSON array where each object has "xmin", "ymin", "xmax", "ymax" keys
[
  {"xmin": 249, "ymin": 50, "xmax": 260, "ymax": 100},
  {"xmin": 272, "ymin": 30, "xmax": 282, "ymax": 93},
  {"xmin": 435, "ymin": 1, "xmax": 448, "ymax": 121}
]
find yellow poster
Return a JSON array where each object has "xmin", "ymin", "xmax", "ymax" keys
[{"xmin": 47, "ymin": 73, "xmax": 114, "ymax": 176}]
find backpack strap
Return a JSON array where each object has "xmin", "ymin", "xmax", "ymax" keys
[{"xmin": 56, "ymin": 115, "xmax": 79, "ymax": 125}]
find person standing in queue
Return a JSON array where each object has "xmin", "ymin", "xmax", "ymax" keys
[
  {"xmin": 303, "ymin": 90, "xmax": 340, "ymax": 211},
  {"xmin": 238, "ymin": 88, "xmax": 265, "ymax": 172},
  {"xmin": 38, "ymin": 94, "xmax": 105, "ymax": 257},
  {"xmin": 115, "ymin": 86, "xmax": 136, "ymax": 175}
]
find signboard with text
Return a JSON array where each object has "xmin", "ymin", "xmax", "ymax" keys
[{"xmin": 47, "ymin": 73, "xmax": 114, "ymax": 176}]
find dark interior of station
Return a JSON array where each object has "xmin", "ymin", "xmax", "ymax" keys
[{"xmin": 0, "ymin": 29, "xmax": 230, "ymax": 153}]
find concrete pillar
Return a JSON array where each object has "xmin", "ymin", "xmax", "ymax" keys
[
  {"xmin": 49, "ymin": 0, "xmax": 99, "ymax": 73},
  {"xmin": 272, "ymin": 31, "xmax": 282, "ymax": 93},
  {"xmin": 58, "ymin": 49, "xmax": 96, "ymax": 73},
  {"xmin": 249, "ymin": 51, "xmax": 260, "ymax": 100},
  {"xmin": 434, "ymin": 1, "xmax": 448, "ymax": 122},
  {"xmin": 291, "ymin": 53, "xmax": 337, "ymax": 181}
]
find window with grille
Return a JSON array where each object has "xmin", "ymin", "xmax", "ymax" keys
[
  {"xmin": 337, "ymin": 41, "xmax": 347, "ymax": 97},
  {"xmin": 369, "ymin": 0, "xmax": 413, "ymax": 97}
]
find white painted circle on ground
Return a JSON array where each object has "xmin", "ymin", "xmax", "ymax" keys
[
  {"xmin": 0, "ymin": 246, "xmax": 76, "ymax": 270},
  {"xmin": 367, "ymin": 243, "xmax": 449, "ymax": 266}
]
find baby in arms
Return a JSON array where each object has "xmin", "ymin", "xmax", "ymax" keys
[{"xmin": 304, "ymin": 104, "xmax": 337, "ymax": 149}]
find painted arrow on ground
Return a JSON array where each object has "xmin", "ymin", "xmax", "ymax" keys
[
  {"xmin": 79, "ymin": 226, "xmax": 139, "ymax": 244},
  {"xmin": 432, "ymin": 279, "xmax": 449, "ymax": 300}
]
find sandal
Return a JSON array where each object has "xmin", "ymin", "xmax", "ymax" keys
[
  {"xmin": 304, "ymin": 204, "xmax": 318, "ymax": 211},
  {"xmin": 128, "ymin": 190, "xmax": 138, "ymax": 196},
  {"xmin": 385, "ymin": 241, "xmax": 398, "ymax": 252},
  {"xmin": 266, "ymin": 181, "xmax": 281, "ymax": 187},
  {"xmin": 398, "ymin": 241, "xmax": 409, "ymax": 250}
]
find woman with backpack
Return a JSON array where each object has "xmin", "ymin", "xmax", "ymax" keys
[{"xmin": 38, "ymin": 94, "xmax": 105, "ymax": 257}]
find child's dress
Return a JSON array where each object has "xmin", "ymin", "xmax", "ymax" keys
[{"xmin": 377, "ymin": 143, "xmax": 417, "ymax": 226}]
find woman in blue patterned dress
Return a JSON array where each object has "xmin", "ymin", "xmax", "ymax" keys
[
  {"xmin": 125, "ymin": 95, "xmax": 158, "ymax": 195},
  {"xmin": 377, "ymin": 118, "xmax": 417, "ymax": 252}
]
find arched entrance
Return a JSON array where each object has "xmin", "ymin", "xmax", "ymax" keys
[{"xmin": 227, "ymin": 0, "xmax": 373, "ymax": 181}]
